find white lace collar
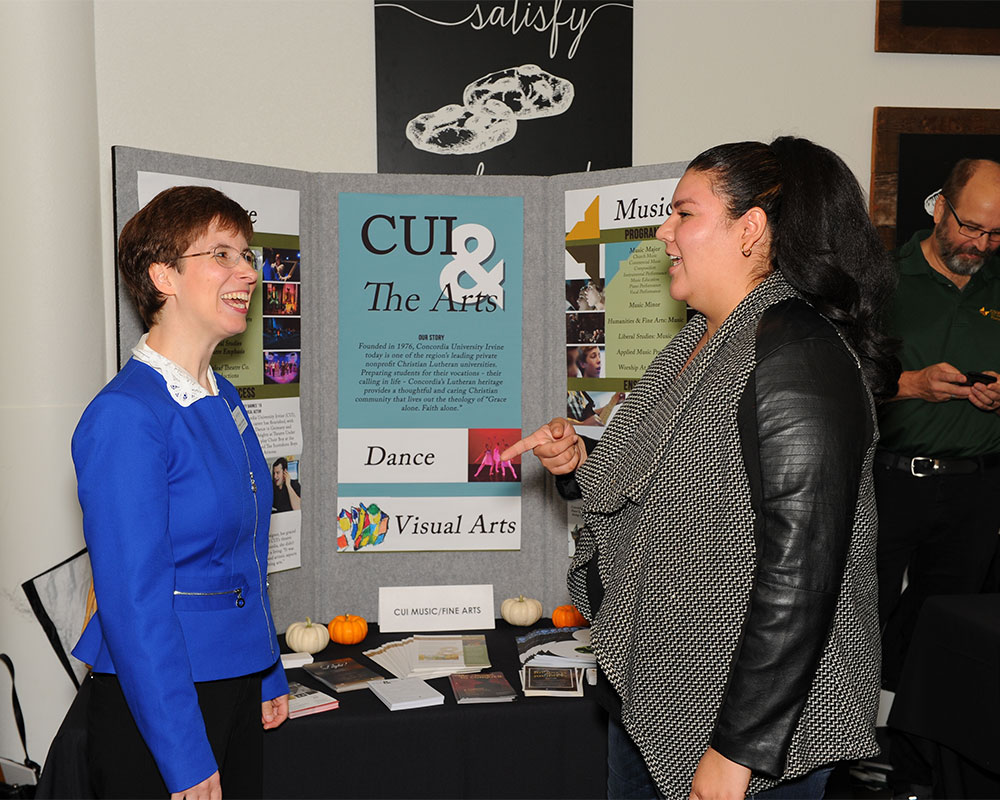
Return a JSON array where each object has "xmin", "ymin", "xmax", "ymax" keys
[{"xmin": 132, "ymin": 334, "xmax": 218, "ymax": 407}]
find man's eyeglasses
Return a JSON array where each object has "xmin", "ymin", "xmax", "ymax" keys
[
  {"xmin": 943, "ymin": 197, "xmax": 1000, "ymax": 245},
  {"xmin": 174, "ymin": 245, "xmax": 259, "ymax": 270}
]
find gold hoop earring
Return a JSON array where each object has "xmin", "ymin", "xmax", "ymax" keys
[{"xmin": 741, "ymin": 246, "xmax": 752, "ymax": 258}]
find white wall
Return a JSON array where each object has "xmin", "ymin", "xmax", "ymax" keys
[
  {"xmin": 3, "ymin": 0, "xmax": 999, "ymax": 766},
  {"xmin": 0, "ymin": 0, "xmax": 104, "ymax": 770},
  {"xmin": 633, "ymin": 0, "xmax": 1000, "ymax": 175}
]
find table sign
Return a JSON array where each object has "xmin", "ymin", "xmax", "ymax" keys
[{"xmin": 378, "ymin": 584, "xmax": 495, "ymax": 632}]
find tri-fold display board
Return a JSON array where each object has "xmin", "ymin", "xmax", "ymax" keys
[{"xmin": 112, "ymin": 146, "xmax": 686, "ymax": 626}]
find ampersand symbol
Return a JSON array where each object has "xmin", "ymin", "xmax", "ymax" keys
[{"xmin": 439, "ymin": 223, "xmax": 505, "ymax": 309}]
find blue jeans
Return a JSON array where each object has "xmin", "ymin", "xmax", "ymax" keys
[
  {"xmin": 607, "ymin": 718, "xmax": 833, "ymax": 800},
  {"xmin": 607, "ymin": 717, "xmax": 661, "ymax": 799},
  {"xmin": 749, "ymin": 766, "xmax": 833, "ymax": 799}
]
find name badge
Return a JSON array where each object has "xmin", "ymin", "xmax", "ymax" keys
[
  {"xmin": 231, "ymin": 405, "xmax": 248, "ymax": 435},
  {"xmin": 379, "ymin": 584, "xmax": 495, "ymax": 632}
]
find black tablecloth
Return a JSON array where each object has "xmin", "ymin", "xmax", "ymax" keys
[
  {"xmin": 37, "ymin": 620, "xmax": 607, "ymax": 799},
  {"xmin": 265, "ymin": 619, "xmax": 608, "ymax": 799},
  {"xmin": 887, "ymin": 594, "xmax": 1000, "ymax": 798}
]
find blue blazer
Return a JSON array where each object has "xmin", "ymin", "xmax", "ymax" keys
[{"xmin": 72, "ymin": 358, "xmax": 288, "ymax": 792}]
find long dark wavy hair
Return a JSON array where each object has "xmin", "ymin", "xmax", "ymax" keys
[{"xmin": 688, "ymin": 136, "xmax": 900, "ymax": 398}]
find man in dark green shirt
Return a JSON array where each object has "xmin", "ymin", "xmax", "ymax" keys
[
  {"xmin": 877, "ymin": 158, "xmax": 1000, "ymax": 685},
  {"xmin": 878, "ymin": 158, "xmax": 1000, "ymax": 797}
]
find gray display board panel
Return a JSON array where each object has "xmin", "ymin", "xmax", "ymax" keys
[{"xmin": 112, "ymin": 147, "xmax": 686, "ymax": 627}]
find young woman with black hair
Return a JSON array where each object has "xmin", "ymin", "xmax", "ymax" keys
[{"xmin": 505, "ymin": 137, "xmax": 898, "ymax": 799}]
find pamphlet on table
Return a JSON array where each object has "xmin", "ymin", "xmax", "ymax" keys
[
  {"xmin": 304, "ymin": 657, "xmax": 383, "ymax": 693},
  {"xmin": 520, "ymin": 666, "xmax": 584, "ymax": 698},
  {"xmin": 368, "ymin": 677, "xmax": 445, "ymax": 711},
  {"xmin": 287, "ymin": 681, "xmax": 340, "ymax": 718},
  {"xmin": 281, "ymin": 651, "xmax": 315, "ymax": 670},
  {"xmin": 449, "ymin": 671, "xmax": 517, "ymax": 704},
  {"xmin": 515, "ymin": 626, "xmax": 595, "ymax": 669},
  {"xmin": 364, "ymin": 633, "xmax": 490, "ymax": 679}
]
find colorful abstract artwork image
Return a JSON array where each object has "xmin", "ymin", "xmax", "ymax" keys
[{"xmin": 337, "ymin": 502, "xmax": 390, "ymax": 551}]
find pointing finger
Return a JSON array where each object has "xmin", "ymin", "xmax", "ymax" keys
[{"xmin": 500, "ymin": 427, "xmax": 553, "ymax": 461}]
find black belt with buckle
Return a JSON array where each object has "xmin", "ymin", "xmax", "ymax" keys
[{"xmin": 875, "ymin": 450, "xmax": 1000, "ymax": 477}]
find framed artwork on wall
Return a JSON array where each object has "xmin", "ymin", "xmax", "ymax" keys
[
  {"xmin": 870, "ymin": 107, "xmax": 1000, "ymax": 248},
  {"xmin": 875, "ymin": 0, "xmax": 1000, "ymax": 55}
]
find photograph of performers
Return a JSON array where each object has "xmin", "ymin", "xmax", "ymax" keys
[
  {"xmin": 468, "ymin": 428, "xmax": 522, "ymax": 482},
  {"xmin": 576, "ymin": 345, "xmax": 605, "ymax": 379},
  {"xmin": 567, "ymin": 389, "xmax": 625, "ymax": 428},
  {"xmin": 262, "ymin": 317, "xmax": 301, "ymax": 350},
  {"xmin": 264, "ymin": 351, "xmax": 300, "ymax": 384},
  {"xmin": 261, "ymin": 247, "xmax": 300, "ymax": 282},
  {"xmin": 264, "ymin": 282, "xmax": 300, "ymax": 316},
  {"xmin": 566, "ymin": 278, "xmax": 606, "ymax": 311},
  {"xmin": 567, "ymin": 312, "xmax": 605, "ymax": 344}
]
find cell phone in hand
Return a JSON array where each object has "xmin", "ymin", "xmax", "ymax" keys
[{"xmin": 962, "ymin": 371, "xmax": 997, "ymax": 386}]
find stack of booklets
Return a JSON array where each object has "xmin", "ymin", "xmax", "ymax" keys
[
  {"xmin": 280, "ymin": 651, "xmax": 314, "ymax": 670},
  {"xmin": 368, "ymin": 677, "xmax": 445, "ymax": 711},
  {"xmin": 449, "ymin": 671, "xmax": 517, "ymax": 704},
  {"xmin": 520, "ymin": 665, "xmax": 584, "ymax": 697},
  {"xmin": 363, "ymin": 634, "xmax": 490, "ymax": 680},
  {"xmin": 287, "ymin": 681, "xmax": 340, "ymax": 718},
  {"xmin": 304, "ymin": 657, "xmax": 383, "ymax": 693},
  {"xmin": 515, "ymin": 626, "xmax": 595, "ymax": 698}
]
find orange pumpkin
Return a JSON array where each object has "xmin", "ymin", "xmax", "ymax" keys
[
  {"xmin": 328, "ymin": 614, "xmax": 369, "ymax": 645},
  {"xmin": 552, "ymin": 604, "xmax": 588, "ymax": 628}
]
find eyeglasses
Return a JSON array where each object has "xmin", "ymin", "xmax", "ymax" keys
[
  {"xmin": 943, "ymin": 197, "xmax": 1000, "ymax": 245},
  {"xmin": 174, "ymin": 245, "xmax": 259, "ymax": 270}
]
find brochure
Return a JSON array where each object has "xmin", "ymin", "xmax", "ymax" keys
[
  {"xmin": 364, "ymin": 634, "xmax": 490, "ymax": 679},
  {"xmin": 515, "ymin": 626, "xmax": 596, "ymax": 668},
  {"xmin": 368, "ymin": 677, "xmax": 445, "ymax": 711},
  {"xmin": 449, "ymin": 671, "xmax": 517, "ymax": 704},
  {"xmin": 519, "ymin": 666, "xmax": 584, "ymax": 698},
  {"xmin": 287, "ymin": 680, "xmax": 340, "ymax": 718},
  {"xmin": 304, "ymin": 657, "xmax": 383, "ymax": 693}
]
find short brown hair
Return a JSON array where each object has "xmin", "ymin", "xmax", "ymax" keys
[
  {"xmin": 117, "ymin": 186, "xmax": 254, "ymax": 327},
  {"xmin": 576, "ymin": 345, "xmax": 598, "ymax": 373}
]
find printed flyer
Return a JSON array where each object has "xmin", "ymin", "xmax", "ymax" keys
[
  {"xmin": 136, "ymin": 173, "xmax": 303, "ymax": 573},
  {"xmin": 337, "ymin": 192, "xmax": 523, "ymax": 552},
  {"xmin": 563, "ymin": 177, "xmax": 685, "ymax": 551}
]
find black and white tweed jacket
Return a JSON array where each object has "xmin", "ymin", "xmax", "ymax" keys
[{"xmin": 569, "ymin": 272, "xmax": 880, "ymax": 798}]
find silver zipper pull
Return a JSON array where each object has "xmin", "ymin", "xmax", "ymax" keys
[
  {"xmin": 249, "ymin": 471, "xmax": 256, "ymax": 493},
  {"xmin": 235, "ymin": 587, "xmax": 245, "ymax": 608}
]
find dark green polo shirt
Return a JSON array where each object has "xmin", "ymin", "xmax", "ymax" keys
[{"xmin": 878, "ymin": 230, "xmax": 1000, "ymax": 458}]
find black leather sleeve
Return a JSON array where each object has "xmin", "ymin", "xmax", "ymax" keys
[
  {"xmin": 554, "ymin": 435, "xmax": 600, "ymax": 501},
  {"xmin": 710, "ymin": 301, "xmax": 873, "ymax": 777}
]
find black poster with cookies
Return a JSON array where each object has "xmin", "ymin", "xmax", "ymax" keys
[{"xmin": 375, "ymin": 0, "xmax": 633, "ymax": 176}]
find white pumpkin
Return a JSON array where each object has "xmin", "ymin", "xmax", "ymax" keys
[
  {"xmin": 285, "ymin": 617, "xmax": 330, "ymax": 654},
  {"xmin": 500, "ymin": 595, "xmax": 543, "ymax": 626}
]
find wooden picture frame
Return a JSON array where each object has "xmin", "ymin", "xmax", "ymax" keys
[
  {"xmin": 875, "ymin": 0, "xmax": 1000, "ymax": 55},
  {"xmin": 870, "ymin": 107, "xmax": 1000, "ymax": 248}
]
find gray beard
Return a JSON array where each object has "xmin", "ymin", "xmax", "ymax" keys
[{"xmin": 935, "ymin": 226, "xmax": 990, "ymax": 276}]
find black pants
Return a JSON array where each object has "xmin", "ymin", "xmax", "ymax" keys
[
  {"xmin": 86, "ymin": 672, "xmax": 263, "ymax": 799},
  {"xmin": 875, "ymin": 460, "xmax": 1000, "ymax": 692}
]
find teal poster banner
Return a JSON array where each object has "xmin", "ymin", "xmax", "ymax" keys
[{"xmin": 337, "ymin": 192, "xmax": 524, "ymax": 552}]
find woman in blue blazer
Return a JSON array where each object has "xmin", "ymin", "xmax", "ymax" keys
[{"xmin": 72, "ymin": 186, "xmax": 289, "ymax": 798}]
